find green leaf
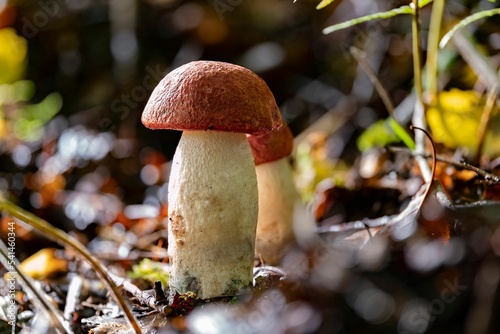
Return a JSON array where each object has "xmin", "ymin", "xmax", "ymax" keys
[
  {"xmin": 24, "ymin": 92, "xmax": 62, "ymax": 122},
  {"xmin": 323, "ymin": 7, "xmax": 411, "ymax": 34},
  {"xmin": 13, "ymin": 118, "xmax": 44, "ymax": 142},
  {"xmin": 357, "ymin": 120, "xmax": 401, "ymax": 152},
  {"xmin": 316, "ymin": 0, "xmax": 335, "ymax": 10},
  {"xmin": 440, "ymin": 8, "xmax": 500, "ymax": 48},
  {"xmin": 0, "ymin": 80, "xmax": 35, "ymax": 104},
  {"xmin": 323, "ymin": 0, "xmax": 433, "ymax": 35},
  {"xmin": 11, "ymin": 80, "xmax": 35, "ymax": 102},
  {"xmin": 128, "ymin": 258, "xmax": 169, "ymax": 288},
  {"xmin": 387, "ymin": 118, "xmax": 416, "ymax": 150}
]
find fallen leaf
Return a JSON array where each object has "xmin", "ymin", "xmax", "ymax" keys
[
  {"xmin": 427, "ymin": 89, "xmax": 500, "ymax": 157},
  {"xmin": 18, "ymin": 248, "xmax": 68, "ymax": 280}
]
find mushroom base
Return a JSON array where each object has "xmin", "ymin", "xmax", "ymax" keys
[
  {"xmin": 255, "ymin": 158, "xmax": 298, "ymax": 265},
  {"xmin": 167, "ymin": 131, "xmax": 258, "ymax": 299}
]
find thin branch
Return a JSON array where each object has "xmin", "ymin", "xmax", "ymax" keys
[
  {"xmin": 350, "ymin": 47, "xmax": 395, "ymax": 116},
  {"xmin": 410, "ymin": 126, "xmax": 437, "ymax": 202},
  {"xmin": 460, "ymin": 160, "xmax": 500, "ymax": 183},
  {"xmin": 387, "ymin": 146, "xmax": 500, "ymax": 183},
  {"xmin": 349, "ymin": 47, "xmax": 416, "ymax": 149},
  {"xmin": 109, "ymin": 273, "xmax": 173, "ymax": 315}
]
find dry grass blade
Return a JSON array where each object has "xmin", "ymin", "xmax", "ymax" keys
[
  {"xmin": 0, "ymin": 239, "xmax": 71, "ymax": 333},
  {"xmin": 349, "ymin": 47, "xmax": 395, "ymax": 117},
  {"xmin": 0, "ymin": 198, "xmax": 143, "ymax": 334},
  {"xmin": 440, "ymin": 8, "xmax": 500, "ymax": 48},
  {"xmin": 349, "ymin": 46, "xmax": 415, "ymax": 149}
]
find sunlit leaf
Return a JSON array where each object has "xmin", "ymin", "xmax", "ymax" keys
[
  {"xmin": 0, "ymin": 80, "xmax": 35, "ymax": 104},
  {"xmin": 128, "ymin": 258, "xmax": 169, "ymax": 288},
  {"xmin": 387, "ymin": 118, "xmax": 415, "ymax": 150},
  {"xmin": 0, "ymin": 28, "xmax": 27, "ymax": 84},
  {"xmin": 11, "ymin": 80, "xmax": 35, "ymax": 102},
  {"xmin": 13, "ymin": 118, "xmax": 44, "ymax": 142},
  {"xmin": 316, "ymin": 0, "xmax": 335, "ymax": 10},
  {"xmin": 323, "ymin": 0, "xmax": 433, "ymax": 35},
  {"xmin": 440, "ymin": 8, "xmax": 500, "ymax": 48},
  {"xmin": 294, "ymin": 132, "xmax": 349, "ymax": 201},
  {"xmin": 11, "ymin": 92, "xmax": 63, "ymax": 142},
  {"xmin": 357, "ymin": 120, "xmax": 401, "ymax": 152},
  {"xmin": 24, "ymin": 92, "xmax": 63, "ymax": 122},
  {"xmin": 18, "ymin": 248, "xmax": 68, "ymax": 280},
  {"xmin": 427, "ymin": 89, "xmax": 500, "ymax": 157}
]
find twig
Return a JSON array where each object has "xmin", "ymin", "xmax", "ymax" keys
[
  {"xmin": 0, "ymin": 198, "xmax": 143, "ymax": 334},
  {"xmin": 364, "ymin": 223, "xmax": 373, "ymax": 239},
  {"xmin": 109, "ymin": 274, "xmax": 172, "ymax": 315},
  {"xmin": 475, "ymin": 86, "xmax": 498, "ymax": 164},
  {"xmin": 410, "ymin": 126, "xmax": 437, "ymax": 202},
  {"xmin": 349, "ymin": 46, "xmax": 415, "ymax": 149},
  {"xmin": 460, "ymin": 160, "xmax": 500, "ymax": 183},
  {"xmin": 387, "ymin": 146, "xmax": 500, "ymax": 183},
  {"xmin": 350, "ymin": 47, "xmax": 395, "ymax": 117}
]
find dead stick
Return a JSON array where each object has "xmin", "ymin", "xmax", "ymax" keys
[{"xmin": 387, "ymin": 146, "xmax": 500, "ymax": 183}]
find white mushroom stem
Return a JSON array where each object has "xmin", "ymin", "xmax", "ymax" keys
[
  {"xmin": 255, "ymin": 157, "xmax": 298, "ymax": 265},
  {"xmin": 167, "ymin": 131, "xmax": 258, "ymax": 299}
]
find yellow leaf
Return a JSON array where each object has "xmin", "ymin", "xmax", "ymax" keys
[
  {"xmin": 0, "ymin": 28, "xmax": 27, "ymax": 84},
  {"xmin": 18, "ymin": 248, "xmax": 68, "ymax": 280},
  {"xmin": 427, "ymin": 89, "xmax": 500, "ymax": 157}
]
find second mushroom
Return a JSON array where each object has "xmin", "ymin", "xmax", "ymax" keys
[{"xmin": 248, "ymin": 123, "xmax": 298, "ymax": 265}]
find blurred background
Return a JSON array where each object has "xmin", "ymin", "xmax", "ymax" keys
[
  {"xmin": 1, "ymin": 0, "xmax": 500, "ymax": 257},
  {"xmin": 2, "ymin": 0, "xmax": 500, "ymax": 333},
  {"xmin": 0, "ymin": 0, "xmax": 370, "ymax": 235}
]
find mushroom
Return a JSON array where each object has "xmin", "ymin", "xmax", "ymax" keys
[
  {"xmin": 141, "ymin": 61, "xmax": 282, "ymax": 299},
  {"xmin": 248, "ymin": 123, "xmax": 298, "ymax": 265}
]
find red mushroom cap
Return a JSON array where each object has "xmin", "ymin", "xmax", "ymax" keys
[
  {"xmin": 141, "ymin": 61, "xmax": 282, "ymax": 136},
  {"xmin": 248, "ymin": 123, "xmax": 293, "ymax": 165}
]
